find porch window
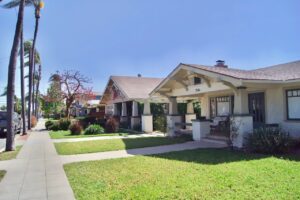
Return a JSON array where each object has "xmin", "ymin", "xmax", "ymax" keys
[
  {"xmin": 210, "ymin": 96, "xmax": 233, "ymax": 118},
  {"xmin": 286, "ymin": 89, "xmax": 300, "ymax": 120}
]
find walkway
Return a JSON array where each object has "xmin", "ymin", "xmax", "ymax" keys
[
  {"xmin": 0, "ymin": 119, "xmax": 75, "ymax": 200},
  {"xmin": 53, "ymin": 132, "xmax": 165, "ymax": 143},
  {"xmin": 61, "ymin": 140, "xmax": 227, "ymax": 164}
]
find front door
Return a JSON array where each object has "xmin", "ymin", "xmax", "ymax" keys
[{"xmin": 248, "ymin": 92, "xmax": 265, "ymax": 128}]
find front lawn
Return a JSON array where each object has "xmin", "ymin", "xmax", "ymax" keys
[
  {"xmin": 0, "ymin": 146, "xmax": 22, "ymax": 161},
  {"xmin": 64, "ymin": 149, "xmax": 300, "ymax": 200},
  {"xmin": 0, "ymin": 170, "xmax": 5, "ymax": 182},
  {"xmin": 49, "ymin": 130, "xmax": 128, "ymax": 139},
  {"xmin": 55, "ymin": 137, "xmax": 190, "ymax": 155}
]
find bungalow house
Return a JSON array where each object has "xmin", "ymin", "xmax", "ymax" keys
[
  {"xmin": 100, "ymin": 75, "xmax": 164, "ymax": 130},
  {"xmin": 149, "ymin": 60, "xmax": 300, "ymax": 148}
]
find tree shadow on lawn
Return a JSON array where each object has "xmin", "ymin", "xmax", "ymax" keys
[{"xmin": 142, "ymin": 148, "xmax": 300, "ymax": 165}]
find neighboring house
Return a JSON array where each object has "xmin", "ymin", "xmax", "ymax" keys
[
  {"xmin": 70, "ymin": 92, "xmax": 104, "ymax": 118},
  {"xmin": 100, "ymin": 75, "xmax": 164, "ymax": 130},
  {"xmin": 149, "ymin": 60, "xmax": 300, "ymax": 147}
]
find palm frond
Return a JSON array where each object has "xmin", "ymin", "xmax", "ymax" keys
[{"xmin": 2, "ymin": 0, "xmax": 33, "ymax": 9}]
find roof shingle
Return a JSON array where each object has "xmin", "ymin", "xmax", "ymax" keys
[{"xmin": 183, "ymin": 60, "xmax": 300, "ymax": 81}]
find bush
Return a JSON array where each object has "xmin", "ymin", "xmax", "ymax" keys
[
  {"xmin": 84, "ymin": 124, "xmax": 104, "ymax": 135},
  {"xmin": 246, "ymin": 127, "xmax": 292, "ymax": 154},
  {"xmin": 45, "ymin": 120, "xmax": 54, "ymax": 130},
  {"xmin": 59, "ymin": 118, "xmax": 71, "ymax": 130},
  {"xmin": 31, "ymin": 116, "xmax": 37, "ymax": 128},
  {"xmin": 153, "ymin": 115, "xmax": 167, "ymax": 133},
  {"xmin": 105, "ymin": 118, "xmax": 119, "ymax": 133},
  {"xmin": 69, "ymin": 122, "xmax": 82, "ymax": 135},
  {"xmin": 48, "ymin": 122, "xmax": 60, "ymax": 131}
]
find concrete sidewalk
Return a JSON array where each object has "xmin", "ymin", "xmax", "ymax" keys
[
  {"xmin": 53, "ymin": 132, "xmax": 165, "ymax": 143},
  {"xmin": 0, "ymin": 119, "xmax": 75, "ymax": 200},
  {"xmin": 61, "ymin": 140, "xmax": 227, "ymax": 164}
]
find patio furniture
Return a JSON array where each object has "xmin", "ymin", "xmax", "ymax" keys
[{"xmin": 210, "ymin": 116, "xmax": 230, "ymax": 137}]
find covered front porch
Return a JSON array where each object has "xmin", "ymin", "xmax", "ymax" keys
[{"xmin": 149, "ymin": 62, "xmax": 255, "ymax": 148}]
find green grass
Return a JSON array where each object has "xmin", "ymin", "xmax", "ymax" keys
[
  {"xmin": 55, "ymin": 137, "xmax": 190, "ymax": 155},
  {"xmin": 0, "ymin": 170, "xmax": 6, "ymax": 182},
  {"xmin": 49, "ymin": 130, "xmax": 129, "ymax": 139},
  {"xmin": 64, "ymin": 149, "xmax": 300, "ymax": 200},
  {"xmin": 0, "ymin": 146, "xmax": 21, "ymax": 161}
]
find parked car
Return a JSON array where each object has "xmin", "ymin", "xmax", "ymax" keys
[{"xmin": 0, "ymin": 111, "xmax": 22, "ymax": 138}]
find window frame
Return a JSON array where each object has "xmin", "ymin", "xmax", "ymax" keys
[
  {"xmin": 210, "ymin": 96, "xmax": 233, "ymax": 118},
  {"xmin": 286, "ymin": 89, "xmax": 300, "ymax": 120},
  {"xmin": 194, "ymin": 77, "xmax": 202, "ymax": 85}
]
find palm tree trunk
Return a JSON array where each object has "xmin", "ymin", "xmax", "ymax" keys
[
  {"xmin": 6, "ymin": 0, "xmax": 25, "ymax": 151},
  {"xmin": 28, "ymin": 13, "xmax": 40, "ymax": 126},
  {"xmin": 27, "ymin": 48, "xmax": 33, "ymax": 130},
  {"xmin": 35, "ymin": 65, "xmax": 41, "ymax": 118},
  {"xmin": 20, "ymin": 29, "xmax": 27, "ymax": 135},
  {"xmin": 32, "ymin": 60, "xmax": 36, "ymax": 116}
]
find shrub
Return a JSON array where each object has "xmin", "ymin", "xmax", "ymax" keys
[
  {"xmin": 45, "ymin": 120, "xmax": 54, "ymax": 130},
  {"xmin": 246, "ymin": 127, "xmax": 292, "ymax": 154},
  {"xmin": 69, "ymin": 122, "xmax": 82, "ymax": 135},
  {"xmin": 31, "ymin": 116, "xmax": 37, "ymax": 128},
  {"xmin": 48, "ymin": 122, "xmax": 60, "ymax": 131},
  {"xmin": 153, "ymin": 115, "xmax": 167, "ymax": 133},
  {"xmin": 84, "ymin": 124, "xmax": 104, "ymax": 135},
  {"xmin": 105, "ymin": 118, "xmax": 119, "ymax": 133},
  {"xmin": 59, "ymin": 118, "xmax": 71, "ymax": 130}
]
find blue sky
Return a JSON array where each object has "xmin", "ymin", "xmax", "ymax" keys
[{"xmin": 1, "ymin": 0, "xmax": 300, "ymax": 105}]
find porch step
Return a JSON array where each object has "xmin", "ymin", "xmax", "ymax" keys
[{"xmin": 202, "ymin": 135, "xmax": 229, "ymax": 146}]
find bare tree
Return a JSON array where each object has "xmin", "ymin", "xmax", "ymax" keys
[{"xmin": 55, "ymin": 70, "xmax": 92, "ymax": 118}]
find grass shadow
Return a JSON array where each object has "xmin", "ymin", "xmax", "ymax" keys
[{"xmin": 143, "ymin": 148, "xmax": 300, "ymax": 165}]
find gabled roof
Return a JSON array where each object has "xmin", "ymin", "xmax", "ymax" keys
[
  {"xmin": 183, "ymin": 60, "xmax": 300, "ymax": 81},
  {"xmin": 110, "ymin": 76, "xmax": 163, "ymax": 99}
]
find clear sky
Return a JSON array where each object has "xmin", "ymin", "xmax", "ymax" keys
[{"xmin": 0, "ymin": 0, "xmax": 300, "ymax": 105}]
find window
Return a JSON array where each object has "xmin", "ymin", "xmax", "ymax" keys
[
  {"xmin": 210, "ymin": 96, "xmax": 233, "ymax": 118},
  {"xmin": 194, "ymin": 77, "xmax": 201, "ymax": 85},
  {"xmin": 286, "ymin": 89, "xmax": 300, "ymax": 120}
]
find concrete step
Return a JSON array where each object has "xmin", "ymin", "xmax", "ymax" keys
[{"xmin": 202, "ymin": 135, "xmax": 229, "ymax": 146}]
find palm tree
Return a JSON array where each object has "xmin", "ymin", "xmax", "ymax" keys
[
  {"xmin": 20, "ymin": 30, "xmax": 27, "ymax": 135},
  {"xmin": 2, "ymin": 0, "xmax": 25, "ymax": 151},
  {"xmin": 34, "ymin": 64, "xmax": 41, "ymax": 117},
  {"xmin": 5, "ymin": 0, "xmax": 44, "ymax": 130}
]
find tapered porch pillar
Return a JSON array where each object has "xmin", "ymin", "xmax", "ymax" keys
[
  {"xmin": 113, "ymin": 103, "xmax": 118, "ymax": 116},
  {"xmin": 167, "ymin": 97, "xmax": 182, "ymax": 137},
  {"xmin": 186, "ymin": 101, "xmax": 196, "ymax": 130},
  {"xmin": 131, "ymin": 101, "xmax": 141, "ymax": 130},
  {"xmin": 120, "ymin": 102, "xmax": 128, "ymax": 126},
  {"xmin": 142, "ymin": 100, "xmax": 153, "ymax": 133},
  {"xmin": 234, "ymin": 87, "xmax": 249, "ymax": 115},
  {"xmin": 231, "ymin": 87, "xmax": 253, "ymax": 148}
]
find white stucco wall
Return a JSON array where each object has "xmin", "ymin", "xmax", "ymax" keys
[{"xmin": 265, "ymin": 86, "xmax": 300, "ymax": 138}]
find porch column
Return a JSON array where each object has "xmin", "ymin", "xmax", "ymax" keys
[
  {"xmin": 167, "ymin": 97, "xmax": 182, "ymax": 137},
  {"xmin": 192, "ymin": 119, "xmax": 210, "ymax": 141},
  {"xmin": 231, "ymin": 87, "xmax": 253, "ymax": 148},
  {"xmin": 234, "ymin": 87, "xmax": 249, "ymax": 114},
  {"xmin": 131, "ymin": 101, "xmax": 141, "ymax": 130},
  {"xmin": 142, "ymin": 100, "xmax": 153, "ymax": 133},
  {"xmin": 113, "ymin": 103, "xmax": 118, "ymax": 116},
  {"xmin": 121, "ymin": 102, "xmax": 128, "ymax": 124},
  {"xmin": 186, "ymin": 101, "xmax": 196, "ymax": 130},
  {"xmin": 200, "ymin": 96, "xmax": 209, "ymax": 119}
]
